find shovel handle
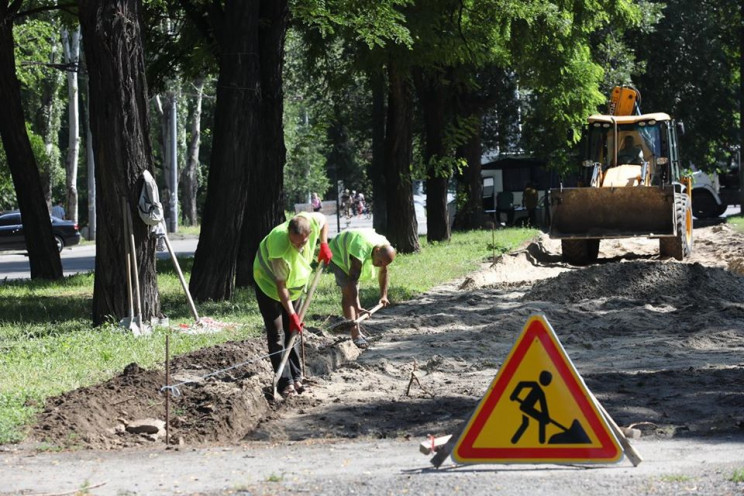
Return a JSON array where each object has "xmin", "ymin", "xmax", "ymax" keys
[
  {"xmin": 354, "ymin": 302, "xmax": 384, "ymax": 324},
  {"xmin": 273, "ymin": 263, "xmax": 325, "ymax": 399}
]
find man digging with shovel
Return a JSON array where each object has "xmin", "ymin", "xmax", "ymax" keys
[
  {"xmin": 329, "ymin": 229, "xmax": 396, "ymax": 348},
  {"xmin": 253, "ymin": 213, "xmax": 332, "ymax": 398}
]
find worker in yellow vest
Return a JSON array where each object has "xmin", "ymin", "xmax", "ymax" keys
[
  {"xmin": 253, "ymin": 212, "xmax": 332, "ymax": 398},
  {"xmin": 329, "ymin": 229, "xmax": 396, "ymax": 348}
]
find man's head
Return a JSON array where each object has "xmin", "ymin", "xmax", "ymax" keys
[
  {"xmin": 372, "ymin": 244, "xmax": 396, "ymax": 267},
  {"xmin": 288, "ymin": 215, "xmax": 312, "ymax": 251},
  {"xmin": 623, "ymin": 135, "xmax": 635, "ymax": 148}
]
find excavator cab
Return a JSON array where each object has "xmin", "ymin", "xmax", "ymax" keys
[{"xmin": 580, "ymin": 113, "xmax": 680, "ymax": 188}]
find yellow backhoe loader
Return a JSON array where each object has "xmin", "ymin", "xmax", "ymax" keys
[{"xmin": 548, "ymin": 87, "xmax": 693, "ymax": 265}]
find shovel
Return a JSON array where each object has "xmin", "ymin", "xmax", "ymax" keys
[
  {"xmin": 119, "ymin": 198, "xmax": 141, "ymax": 336},
  {"xmin": 328, "ymin": 302, "xmax": 384, "ymax": 333},
  {"xmin": 272, "ymin": 263, "xmax": 325, "ymax": 401}
]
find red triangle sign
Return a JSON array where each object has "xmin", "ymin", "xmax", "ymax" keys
[{"xmin": 453, "ymin": 314, "xmax": 622, "ymax": 464}]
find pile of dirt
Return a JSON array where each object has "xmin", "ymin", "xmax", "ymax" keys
[{"xmin": 525, "ymin": 261, "xmax": 744, "ymax": 305}]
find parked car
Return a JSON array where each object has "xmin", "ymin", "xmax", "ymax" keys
[{"xmin": 0, "ymin": 211, "xmax": 81, "ymax": 252}]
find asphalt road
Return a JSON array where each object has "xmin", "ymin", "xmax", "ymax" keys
[{"xmin": 3, "ymin": 434, "xmax": 744, "ymax": 495}]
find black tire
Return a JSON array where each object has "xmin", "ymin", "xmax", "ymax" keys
[
  {"xmin": 561, "ymin": 239, "xmax": 600, "ymax": 266},
  {"xmin": 659, "ymin": 193, "xmax": 693, "ymax": 260},
  {"xmin": 691, "ymin": 190, "xmax": 721, "ymax": 219},
  {"xmin": 54, "ymin": 235, "xmax": 64, "ymax": 252}
]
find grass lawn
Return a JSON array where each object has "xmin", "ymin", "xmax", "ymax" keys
[
  {"xmin": 0, "ymin": 227, "xmax": 536, "ymax": 444},
  {"xmin": 727, "ymin": 214, "xmax": 744, "ymax": 233}
]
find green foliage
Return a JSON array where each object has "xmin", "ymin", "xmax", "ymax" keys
[
  {"xmin": 633, "ymin": 0, "xmax": 740, "ymax": 171},
  {"xmin": 283, "ymin": 31, "xmax": 333, "ymax": 207},
  {"xmin": 13, "ymin": 18, "xmax": 57, "ymax": 89},
  {"xmin": 291, "ymin": 0, "xmax": 413, "ymax": 49},
  {"xmin": 0, "ymin": 228, "xmax": 534, "ymax": 443},
  {"xmin": 27, "ymin": 124, "xmax": 63, "ymax": 194},
  {"xmin": 0, "ymin": 146, "xmax": 17, "ymax": 211}
]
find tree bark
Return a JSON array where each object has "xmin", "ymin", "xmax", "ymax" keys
[
  {"xmin": 0, "ymin": 2, "xmax": 63, "ymax": 280},
  {"xmin": 180, "ymin": 78, "xmax": 203, "ymax": 227},
  {"xmin": 236, "ymin": 0, "xmax": 288, "ymax": 288},
  {"xmin": 453, "ymin": 119, "xmax": 484, "ymax": 230},
  {"xmin": 369, "ymin": 66, "xmax": 387, "ymax": 232},
  {"xmin": 383, "ymin": 59, "xmax": 419, "ymax": 253},
  {"xmin": 62, "ymin": 26, "xmax": 80, "ymax": 225},
  {"xmin": 189, "ymin": 0, "xmax": 260, "ymax": 300},
  {"xmin": 83, "ymin": 68, "xmax": 96, "ymax": 240},
  {"xmin": 78, "ymin": 0, "xmax": 160, "ymax": 324},
  {"xmin": 36, "ymin": 30, "xmax": 63, "ymax": 208},
  {"xmin": 414, "ymin": 69, "xmax": 451, "ymax": 243},
  {"xmin": 740, "ymin": 0, "xmax": 743, "ymax": 213},
  {"xmin": 162, "ymin": 91, "xmax": 179, "ymax": 232}
]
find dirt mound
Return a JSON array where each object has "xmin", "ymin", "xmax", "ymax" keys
[
  {"xmin": 524, "ymin": 260, "xmax": 744, "ymax": 305},
  {"xmin": 31, "ymin": 333, "xmax": 357, "ymax": 450}
]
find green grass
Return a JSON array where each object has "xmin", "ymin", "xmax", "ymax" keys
[
  {"xmin": 659, "ymin": 474, "xmax": 693, "ymax": 483},
  {"xmin": 0, "ymin": 227, "xmax": 535, "ymax": 444},
  {"xmin": 730, "ymin": 468, "xmax": 744, "ymax": 483},
  {"xmin": 727, "ymin": 215, "xmax": 744, "ymax": 234}
]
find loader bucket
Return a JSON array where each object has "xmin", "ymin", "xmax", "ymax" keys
[{"xmin": 549, "ymin": 186, "xmax": 676, "ymax": 239}]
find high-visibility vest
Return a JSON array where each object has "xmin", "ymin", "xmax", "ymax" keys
[
  {"xmin": 329, "ymin": 229, "xmax": 388, "ymax": 281},
  {"xmin": 253, "ymin": 213, "xmax": 321, "ymax": 301}
]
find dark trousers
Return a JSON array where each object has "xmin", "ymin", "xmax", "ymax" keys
[
  {"xmin": 254, "ymin": 286, "xmax": 302, "ymax": 390},
  {"xmin": 496, "ymin": 207, "xmax": 514, "ymax": 226}
]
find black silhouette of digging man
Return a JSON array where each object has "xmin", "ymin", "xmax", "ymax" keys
[{"xmin": 509, "ymin": 370, "xmax": 591, "ymax": 445}]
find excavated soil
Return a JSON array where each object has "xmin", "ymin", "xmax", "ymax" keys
[{"xmin": 30, "ymin": 223, "xmax": 744, "ymax": 450}]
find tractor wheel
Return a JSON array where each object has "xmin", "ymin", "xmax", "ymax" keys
[
  {"xmin": 561, "ymin": 239, "xmax": 600, "ymax": 266},
  {"xmin": 659, "ymin": 193, "xmax": 693, "ymax": 260}
]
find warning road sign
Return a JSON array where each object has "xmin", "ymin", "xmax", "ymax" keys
[{"xmin": 453, "ymin": 314, "xmax": 622, "ymax": 464}]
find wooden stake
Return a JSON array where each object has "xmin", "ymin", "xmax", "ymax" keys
[
  {"xmin": 589, "ymin": 391, "xmax": 643, "ymax": 466},
  {"xmin": 165, "ymin": 333, "xmax": 170, "ymax": 447}
]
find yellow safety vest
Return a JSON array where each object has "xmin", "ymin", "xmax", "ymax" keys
[
  {"xmin": 329, "ymin": 229, "xmax": 388, "ymax": 281},
  {"xmin": 253, "ymin": 213, "xmax": 321, "ymax": 301}
]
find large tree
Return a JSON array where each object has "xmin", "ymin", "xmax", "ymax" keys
[
  {"xmin": 77, "ymin": 0, "xmax": 160, "ymax": 324},
  {"xmin": 235, "ymin": 0, "xmax": 288, "ymax": 288},
  {"xmin": 633, "ymin": 0, "xmax": 739, "ymax": 171},
  {"xmin": 383, "ymin": 55, "xmax": 419, "ymax": 252},
  {"xmin": 182, "ymin": 0, "xmax": 264, "ymax": 300},
  {"xmin": 0, "ymin": 0, "xmax": 62, "ymax": 279}
]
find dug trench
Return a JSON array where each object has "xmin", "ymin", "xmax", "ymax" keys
[{"xmin": 30, "ymin": 224, "xmax": 744, "ymax": 451}]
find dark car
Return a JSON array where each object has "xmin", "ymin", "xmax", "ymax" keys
[{"xmin": 0, "ymin": 211, "xmax": 81, "ymax": 252}]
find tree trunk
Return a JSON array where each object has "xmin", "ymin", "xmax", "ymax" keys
[
  {"xmin": 236, "ymin": 0, "xmax": 288, "ymax": 288},
  {"xmin": 62, "ymin": 26, "xmax": 80, "ymax": 225},
  {"xmin": 37, "ymin": 30, "xmax": 63, "ymax": 209},
  {"xmin": 369, "ymin": 66, "xmax": 387, "ymax": 232},
  {"xmin": 0, "ymin": 2, "xmax": 63, "ymax": 280},
  {"xmin": 162, "ymin": 91, "xmax": 179, "ymax": 232},
  {"xmin": 78, "ymin": 0, "xmax": 159, "ymax": 324},
  {"xmin": 189, "ymin": 1, "xmax": 260, "ymax": 300},
  {"xmin": 414, "ymin": 69, "xmax": 451, "ymax": 243},
  {"xmin": 453, "ymin": 120, "xmax": 484, "ymax": 230},
  {"xmin": 740, "ymin": 0, "xmax": 743, "ymax": 213},
  {"xmin": 180, "ymin": 78, "xmax": 203, "ymax": 227},
  {"xmin": 83, "ymin": 68, "xmax": 96, "ymax": 240},
  {"xmin": 383, "ymin": 59, "xmax": 419, "ymax": 253}
]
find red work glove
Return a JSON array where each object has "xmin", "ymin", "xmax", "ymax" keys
[
  {"xmin": 289, "ymin": 313, "xmax": 304, "ymax": 334},
  {"xmin": 318, "ymin": 241, "xmax": 333, "ymax": 265}
]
